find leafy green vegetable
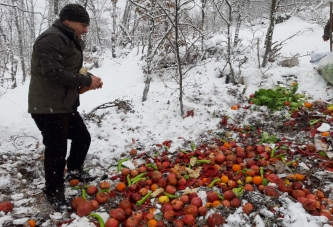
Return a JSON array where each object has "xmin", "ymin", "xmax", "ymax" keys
[
  {"xmin": 251, "ymin": 85, "xmax": 305, "ymax": 111},
  {"xmin": 260, "ymin": 131, "xmax": 277, "ymax": 143}
]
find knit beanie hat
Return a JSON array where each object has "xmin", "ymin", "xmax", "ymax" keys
[{"xmin": 59, "ymin": 4, "xmax": 90, "ymax": 25}]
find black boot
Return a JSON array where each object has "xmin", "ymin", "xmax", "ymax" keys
[
  {"xmin": 43, "ymin": 187, "xmax": 71, "ymax": 212},
  {"xmin": 65, "ymin": 169, "xmax": 96, "ymax": 183}
]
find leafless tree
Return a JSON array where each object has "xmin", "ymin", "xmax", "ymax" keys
[{"xmin": 262, "ymin": 0, "xmax": 302, "ymax": 67}]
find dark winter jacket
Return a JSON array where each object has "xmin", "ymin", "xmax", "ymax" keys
[
  {"xmin": 28, "ymin": 19, "xmax": 92, "ymax": 114},
  {"xmin": 323, "ymin": 18, "xmax": 331, "ymax": 40}
]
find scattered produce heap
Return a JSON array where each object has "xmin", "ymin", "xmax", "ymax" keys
[
  {"xmin": 2, "ymin": 83, "xmax": 333, "ymax": 227},
  {"xmin": 67, "ymin": 84, "xmax": 333, "ymax": 227}
]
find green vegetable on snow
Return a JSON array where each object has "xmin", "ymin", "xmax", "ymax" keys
[
  {"xmin": 208, "ymin": 178, "xmax": 221, "ymax": 188},
  {"xmin": 82, "ymin": 188, "xmax": 87, "ymax": 200},
  {"xmin": 190, "ymin": 142, "xmax": 196, "ymax": 151},
  {"xmin": 131, "ymin": 172, "xmax": 147, "ymax": 183},
  {"xmin": 137, "ymin": 191, "xmax": 152, "ymax": 205},
  {"xmin": 163, "ymin": 191, "xmax": 179, "ymax": 199},
  {"xmin": 131, "ymin": 177, "xmax": 147, "ymax": 185},
  {"xmin": 88, "ymin": 213, "xmax": 105, "ymax": 227},
  {"xmin": 251, "ymin": 85, "xmax": 304, "ymax": 111},
  {"xmin": 214, "ymin": 191, "xmax": 224, "ymax": 200},
  {"xmin": 127, "ymin": 174, "xmax": 132, "ymax": 186},
  {"xmin": 117, "ymin": 157, "xmax": 130, "ymax": 172},
  {"xmin": 146, "ymin": 163, "xmax": 158, "ymax": 170}
]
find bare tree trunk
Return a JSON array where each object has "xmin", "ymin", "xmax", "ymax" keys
[
  {"xmin": 122, "ymin": 0, "xmax": 132, "ymax": 31},
  {"xmin": 175, "ymin": 0, "xmax": 184, "ymax": 116},
  {"xmin": 142, "ymin": 0, "xmax": 156, "ymax": 102},
  {"xmin": 233, "ymin": 0, "xmax": 245, "ymax": 48},
  {"xmin": 0, "ymin": 24, "xmax": 17, "ymax": 88},
  {"xmin": 12, "ymin": 0, "xmax": 27, "ymax": 84},
  {"xmin": 262, "ymin": 0, "xmax": 277, "ymax": 68},
  {"xmin": 201, "ymin": 0, "xmax": 206, "ymax": 52},
  {"xmin": 90, "ymin": 1, "xmax": 102, "ymax": 48},
  {"xmin": 54, "ymin": 0, "xmax": 59, "ymax": 16},
  {"xmin": 111, "ymin": 0, "xmax": 117, "ymax": 58}
]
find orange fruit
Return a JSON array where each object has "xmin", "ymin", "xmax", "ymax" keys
[
  {"xmin": 321, "ymin": 131, "xmax": 330, "ymax": 137},
  {"xmin": 295, "ymin": 173, "xmax": 305, "ymax": 181},
  {"xmin": 232, "ymin": 164, "xmax": 241, "ymax": 172},
  {"xmin": 245, "ymin": 169, "xmax": 256, "ymax": 177},
  {"xmin": 231, "ymin": 105, "xmax": 238, "ymax": 110},
  {"xmin": 148, "ymin": 219, "xmax": 158, "ymax": 227},
  {"xmin": 116, "ymin": 182, "xmax": 126, "ymax": 192},
  {"xmin": 149, "ymin": 208, "xmax": 156, "ymax": 213},
  {"xmin": 212, "ymin": 200, "xmax": 222, "ymax": 207},
  {"xmin": 220, "ymin": 175, "xmax": 229, "ymax": 184},
  {"xmin": 304, "ymin": 102, "xmax": 312, "ymax": 108},
  {"xmin": 27, "ymin": 220, "xmax": 36, "ymax": 227},
  {"xmin": 252, "ymin": 176, "xmax": 263, "ymax": 185},
  {"xmin": 150, "ymin": 183, "xmax": 159, "ymax": 192},
  {"xmin": 205, "ymin": 202, "xmax": 213, "ymax": 208},
  {"xmin": 223, "ymin": 142, "xmax": 231, "ymax": 149}
]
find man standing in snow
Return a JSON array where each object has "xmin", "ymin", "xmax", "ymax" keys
[
  {"xmin": 28, "ymin": 4, "xmax": 102, "ymax": 211},
  {"xmin": 323, "ymin": 17, "xmax": 332, "ymax": 42}
]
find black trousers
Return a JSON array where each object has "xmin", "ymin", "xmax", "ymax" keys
[{"xmin": 31, "ymin": 111, "xmax": 91, "ymax": 189}]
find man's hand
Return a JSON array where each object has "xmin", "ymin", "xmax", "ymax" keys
[{"xmin": 90, "ymin": 75, "xmax": 102, "ymax": 89}]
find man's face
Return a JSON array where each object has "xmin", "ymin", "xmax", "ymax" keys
[{"xmin": 64, "ymin": 20, "xmax": 89, "ymax": 39}]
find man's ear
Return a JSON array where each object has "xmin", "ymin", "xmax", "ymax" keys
[{"xmin": 63, "ymin": 20, "xmax": 71, "ymax": 26}]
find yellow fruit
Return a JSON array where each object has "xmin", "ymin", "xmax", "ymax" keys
[
  {"xmin": 245, "ymin": 176, "xmax": 252, "ymax": 184},
  {"xmin": 158, "ymin": 196, "xmax": 169, "ymax": 204}
]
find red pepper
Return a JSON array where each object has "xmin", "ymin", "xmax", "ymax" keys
[
  {"xmin": 183, "ymin": 152, "xmax": 196, "ymax": 158},
  {"xmin": 195, "ymin": 150, "xmax": 205, "ymax": 158},
  {"xmin": 110, "ymin": 175, "xmax": 119, "ymax": 180},
  {"xmin": 221, "ymin": 116, "xmax": 228, "ymax": 126},
  {"xmin": 161, "ymin": 151, "xmax": 169, "ymax": 157},
  {"xmin": 186, "ymin": 178, "xmax": 197, "ymax": 187}
]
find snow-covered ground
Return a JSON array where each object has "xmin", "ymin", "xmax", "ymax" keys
[{"xmin": 0, "ymin": 15, "xmax": 333, "ymax": 226}]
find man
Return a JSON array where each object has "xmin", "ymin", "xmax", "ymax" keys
[
  {"xmin": 323, "ymin": 17, "xmax": 332, "ymax": 41},
  {"xmin": 28, "ymin": 4, "xmax": 102, "ymax": 211}
]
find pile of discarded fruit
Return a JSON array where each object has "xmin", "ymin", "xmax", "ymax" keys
[{"xmin": 67, "ymin": 132, "xmax": 333, "ymax": 227}]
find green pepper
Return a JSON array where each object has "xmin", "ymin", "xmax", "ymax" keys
[
  {"xmin": 97, "ymin": 189, "xmax": 111, "ymax": 194},
  {"xmin": 214, "ymin": 191, "xmax": 224, "ymax": 200},
  {"xmin": 82, "ymin": 188, "xmax": 87, "ymax": 200},
  {"xmin": 146, "ymin": 163, "xmax": 158, "ymax": 170},
  {"xmin": 273, "ymin": 153, "xmax": 286, "ymax": 159},
  {"xmin": 88, "ymin": 213, "xmax": 105, "ymax": 227},
  {"xmin": 127, "ymin": 174, "xmax": 132, "ymax": 186},
  {"xmin": 196, "ymin": 160, "xmax": 211, "ymax": 164},
  {"xmin": 137, "ymin": 191, "xmax": 152, "ymax": 205},
  {"xmin": 163, "ymin": 192, "xmax": 179, "ymax": 199},
  {"xmin": 181, "ymin": 150, "xmax": 189, "ymax": 154},
  {"xmin": 130, "ymin": 172, "xmax": 147, "ymax": 183},
  {"xmin": 208, "ymin": 178, "xmax": 221, "ymax": 188},
  {"xmin": 262, "ymin": 178, "xmax": 268, "ymax": 186},
  {"xmin": 117, "ymin": 157, "xmax": 130, "ymax": 172},
  {"xmin": 190, "ymin": 142, "xmax": 196, "ymax": 151},
  {"xmin": 131, "ymin": 177, "xmax": 147, "ymax": 185},
  {"xmin": 310, "ymin": 119, "xmax": 321, "ymax": 126},
  {"xmin": 184, "ymin": 174, "xmax": 189, "ymax": 180},
  {"xmin": 259, "ymin": 167, "xmax": 268, "ymax": 186},
  {"xmin": 270, "ymin": 146, "xmax": 278, "ymax": 158},
  {"xmin": 232, "ymin": 186, "xmax": 244, "ymax": 197}
]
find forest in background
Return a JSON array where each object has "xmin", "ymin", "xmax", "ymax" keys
[{"xmin": 0, "ymin": 0, "xmax": 330, "ymax": 114}]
